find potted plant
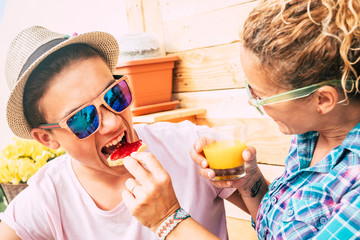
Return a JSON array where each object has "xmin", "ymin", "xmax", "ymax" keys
[
  {"xmin": 115, "ymin": 33, "xmax": 179, "ymax": 116},
  {"xmin": 0, "ymin": 137, "xmax": 65, "ymax": 203}
]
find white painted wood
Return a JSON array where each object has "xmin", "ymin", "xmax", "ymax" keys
[
  {"xmin": 173, "ymin": 89, "xmax": 264, "ymax": 119},
  {"xmin": 169, "ymin": 42, "xmax": 244, "ymax": 92},
  {"xmin": 158, "ymin": 0, "xmax": 258, "ymax": 22},
  {"xmin": 162, "ymin": 2, "xmax": 258, "ymax": 52},
  {"xmin": 142, "ymin": 0, "xmax": 167, "ymax": 55},
  {"xmin": 124, "ymin": 0, "xmax": 145, "ymax": 34}
]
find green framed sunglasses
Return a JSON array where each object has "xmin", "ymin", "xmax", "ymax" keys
[{"xmin": 245, "ymin": 79, "xmax": 341, "ymax": 115}]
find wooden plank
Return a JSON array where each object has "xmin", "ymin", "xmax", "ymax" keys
[
  {"xmin": 163, "ymin": 2, "xmax": 258, "ymax": 52},
  {"xmin": 135, "ymin": 115, "xmax": 199, "ymax": 124},
  {"xmin": 141, "ymin": 0, "xmax": 166, "ymax": 56},
  {"xmin": 169, "ymin": 42, "xmax": 244, "ymax": 92},
  {"xmin": 226, "ymin": 216, "xmax": 258, "ymax": 240},
  {"xmin": 173, "ymin": 89, "xmax": 264, "ymax": 119},
  {"xmin": 132, "ymin": 108, "xmax": 206, "ymax": 123},
  {"xmin": 158, "ymin": 0, "xmax": 258, "ymax": 22},
  {"xmin": 124, "ymin": 0, "xmax": 145, "ymax": 34}
]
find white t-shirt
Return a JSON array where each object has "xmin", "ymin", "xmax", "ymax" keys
[{"xmin": 0, "ymin": 121, "xmax": 235, "ymax": 240}]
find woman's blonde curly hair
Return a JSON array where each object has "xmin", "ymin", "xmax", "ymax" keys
[{"xmin": 241, "ymin": 0, "xmax": 360, "ymax": 102}]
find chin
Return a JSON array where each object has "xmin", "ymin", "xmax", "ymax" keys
[{"xmin": 276, "ymin": 122, "xmax": 295, "ymax": 135}]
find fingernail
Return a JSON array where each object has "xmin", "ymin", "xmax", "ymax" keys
[
  {"xmin": 195, "ymin": 143, "xmax": 202, "ymax": 152},
  {"xmin": 243, "ymin": 149, "xmax": 250, "ymax": 159},
  {"xmin": 208, "ymin": 171, "xmax": 215, "ymax": 179},
  {"xmin": 201, "ymin": 160, "xmax": 207, "ymax": 168},
  {"xmin": 130, "ymin": 152, "xmax": 136, "ymax": 157}
]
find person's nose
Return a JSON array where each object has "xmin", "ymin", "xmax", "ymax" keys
[{"xmin": 97, "ymin": 105, "xmax": 121, "ymax": 135}]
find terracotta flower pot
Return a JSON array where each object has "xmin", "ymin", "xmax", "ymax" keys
[{"xmin": 115, "ymin": 56, "xmax": 179, "ymax": 116}]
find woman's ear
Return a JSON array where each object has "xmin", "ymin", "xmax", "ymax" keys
[
  {"xmin": 315, "ymin": 86, "xmax": 339, "ymax": 114},
  {"xmin": 31, "ymin": 128, "xmax": 60, "ymax": 149}
]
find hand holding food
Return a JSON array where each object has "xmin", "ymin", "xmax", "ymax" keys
[{"xmin": 122, "ymin": 152, "xmax": 181, "ymax": 232}]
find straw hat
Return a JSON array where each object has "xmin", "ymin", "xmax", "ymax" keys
[{"xmin": 5, "ymin": 26, "xmax": 119, "ymax": 139}]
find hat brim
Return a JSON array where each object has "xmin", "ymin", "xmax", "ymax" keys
[{"xmin": 6, "ymin": 31, "xmax": 119, "ymax": 139}]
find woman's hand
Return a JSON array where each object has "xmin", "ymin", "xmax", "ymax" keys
[
  {"xmin": 190, "ymin": 138, "xmax": 268, "ymax": 220},
  {"xmin": 190, "ymin": 138, "xmax": 261, "ymax": 196},
  {"xmin": 122, "ymin": 152, "xmax": 180, "ymax": 232}
]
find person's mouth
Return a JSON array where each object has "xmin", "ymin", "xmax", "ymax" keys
[{"xmin": 101, "ymin": 132, "xmax": 127, "ymax": 157}]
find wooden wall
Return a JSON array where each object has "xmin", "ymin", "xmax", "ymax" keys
[
  {"xmin": 125, "ymin": 0, "xmax": 292, "ymax": 166},
  {"xmin": 125, "ymin": 1, "xmax": 292, "ymax": 239}
]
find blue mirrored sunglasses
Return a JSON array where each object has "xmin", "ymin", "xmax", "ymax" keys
[{"xmin": 38, "ymin": 75, "xmax": 132, "ymax": 139}]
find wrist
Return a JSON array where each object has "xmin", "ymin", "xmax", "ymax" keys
[
  {"xmin": 155, "ymin": 207, "xmax": 191, "ymax": 240},
  {"xmin": 238, "ymin": 168, "xmax": 268, "ymax": 198}
]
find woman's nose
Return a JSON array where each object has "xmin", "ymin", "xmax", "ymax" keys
[{"xmin": 97, "ymin": 105, "xmax": 121, "ymax": 135}]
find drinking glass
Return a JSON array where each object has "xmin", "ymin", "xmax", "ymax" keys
[{"xmin": 197, "ymin": 124, "xmax": 247, "ymax": 181}]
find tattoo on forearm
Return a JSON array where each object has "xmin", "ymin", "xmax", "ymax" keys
[{"xmin": 250, "ymin": 179, "xmax": 262, "ymax": 197}]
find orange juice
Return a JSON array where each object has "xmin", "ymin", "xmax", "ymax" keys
[{"xmin": 203, "ymin": 140, "xmax": 247, "ymax": 169}]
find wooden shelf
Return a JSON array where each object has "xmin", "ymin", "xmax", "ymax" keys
[{"xmin": 132, "ymin": 108, "xmax": 206, "ymax": 124}]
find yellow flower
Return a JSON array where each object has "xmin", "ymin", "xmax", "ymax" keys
[{"xmin": 0, "ymin": 137, "xmax": 65, "ymax": 184}]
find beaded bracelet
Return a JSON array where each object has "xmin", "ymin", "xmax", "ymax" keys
[{"xmin": 155, "ymin": 207, "xmax": 190, "ymax": 240}]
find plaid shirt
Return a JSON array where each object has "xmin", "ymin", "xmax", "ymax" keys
[{"xmin": 255, "ymin": 122, "xmax": 360, "ymax": 239}]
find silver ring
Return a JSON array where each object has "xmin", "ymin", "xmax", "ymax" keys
[{"xmin": 130, "ymin": 183, "xmax": 140, "ymax": 194}]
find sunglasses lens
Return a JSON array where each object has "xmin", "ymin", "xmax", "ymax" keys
[
  {"xmin": 245, "ymin": 81, "xmax": 264, "ymax": 115},
  {"xmin": 104, "ymin": 80, "xmax": 132, "ymax": 112},
  {"xmin": 66, "ymin": 105, "xmax": 99, "ymax": 139},
  {"xmin": 246, "ymin": 84, "xmax": 257, "ymax": 101}
]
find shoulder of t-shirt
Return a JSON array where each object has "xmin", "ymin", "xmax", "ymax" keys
[
  {"xmin": 3, "ymin": 184, "xmax": 56, "ymax": 239},
  {"xmin": 27, "ymin": 154, "xmax": 70, "ymax": 185},
  {"xmin": 8, "ymin": 155, "xmax": 71, "ymax": 222}
]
